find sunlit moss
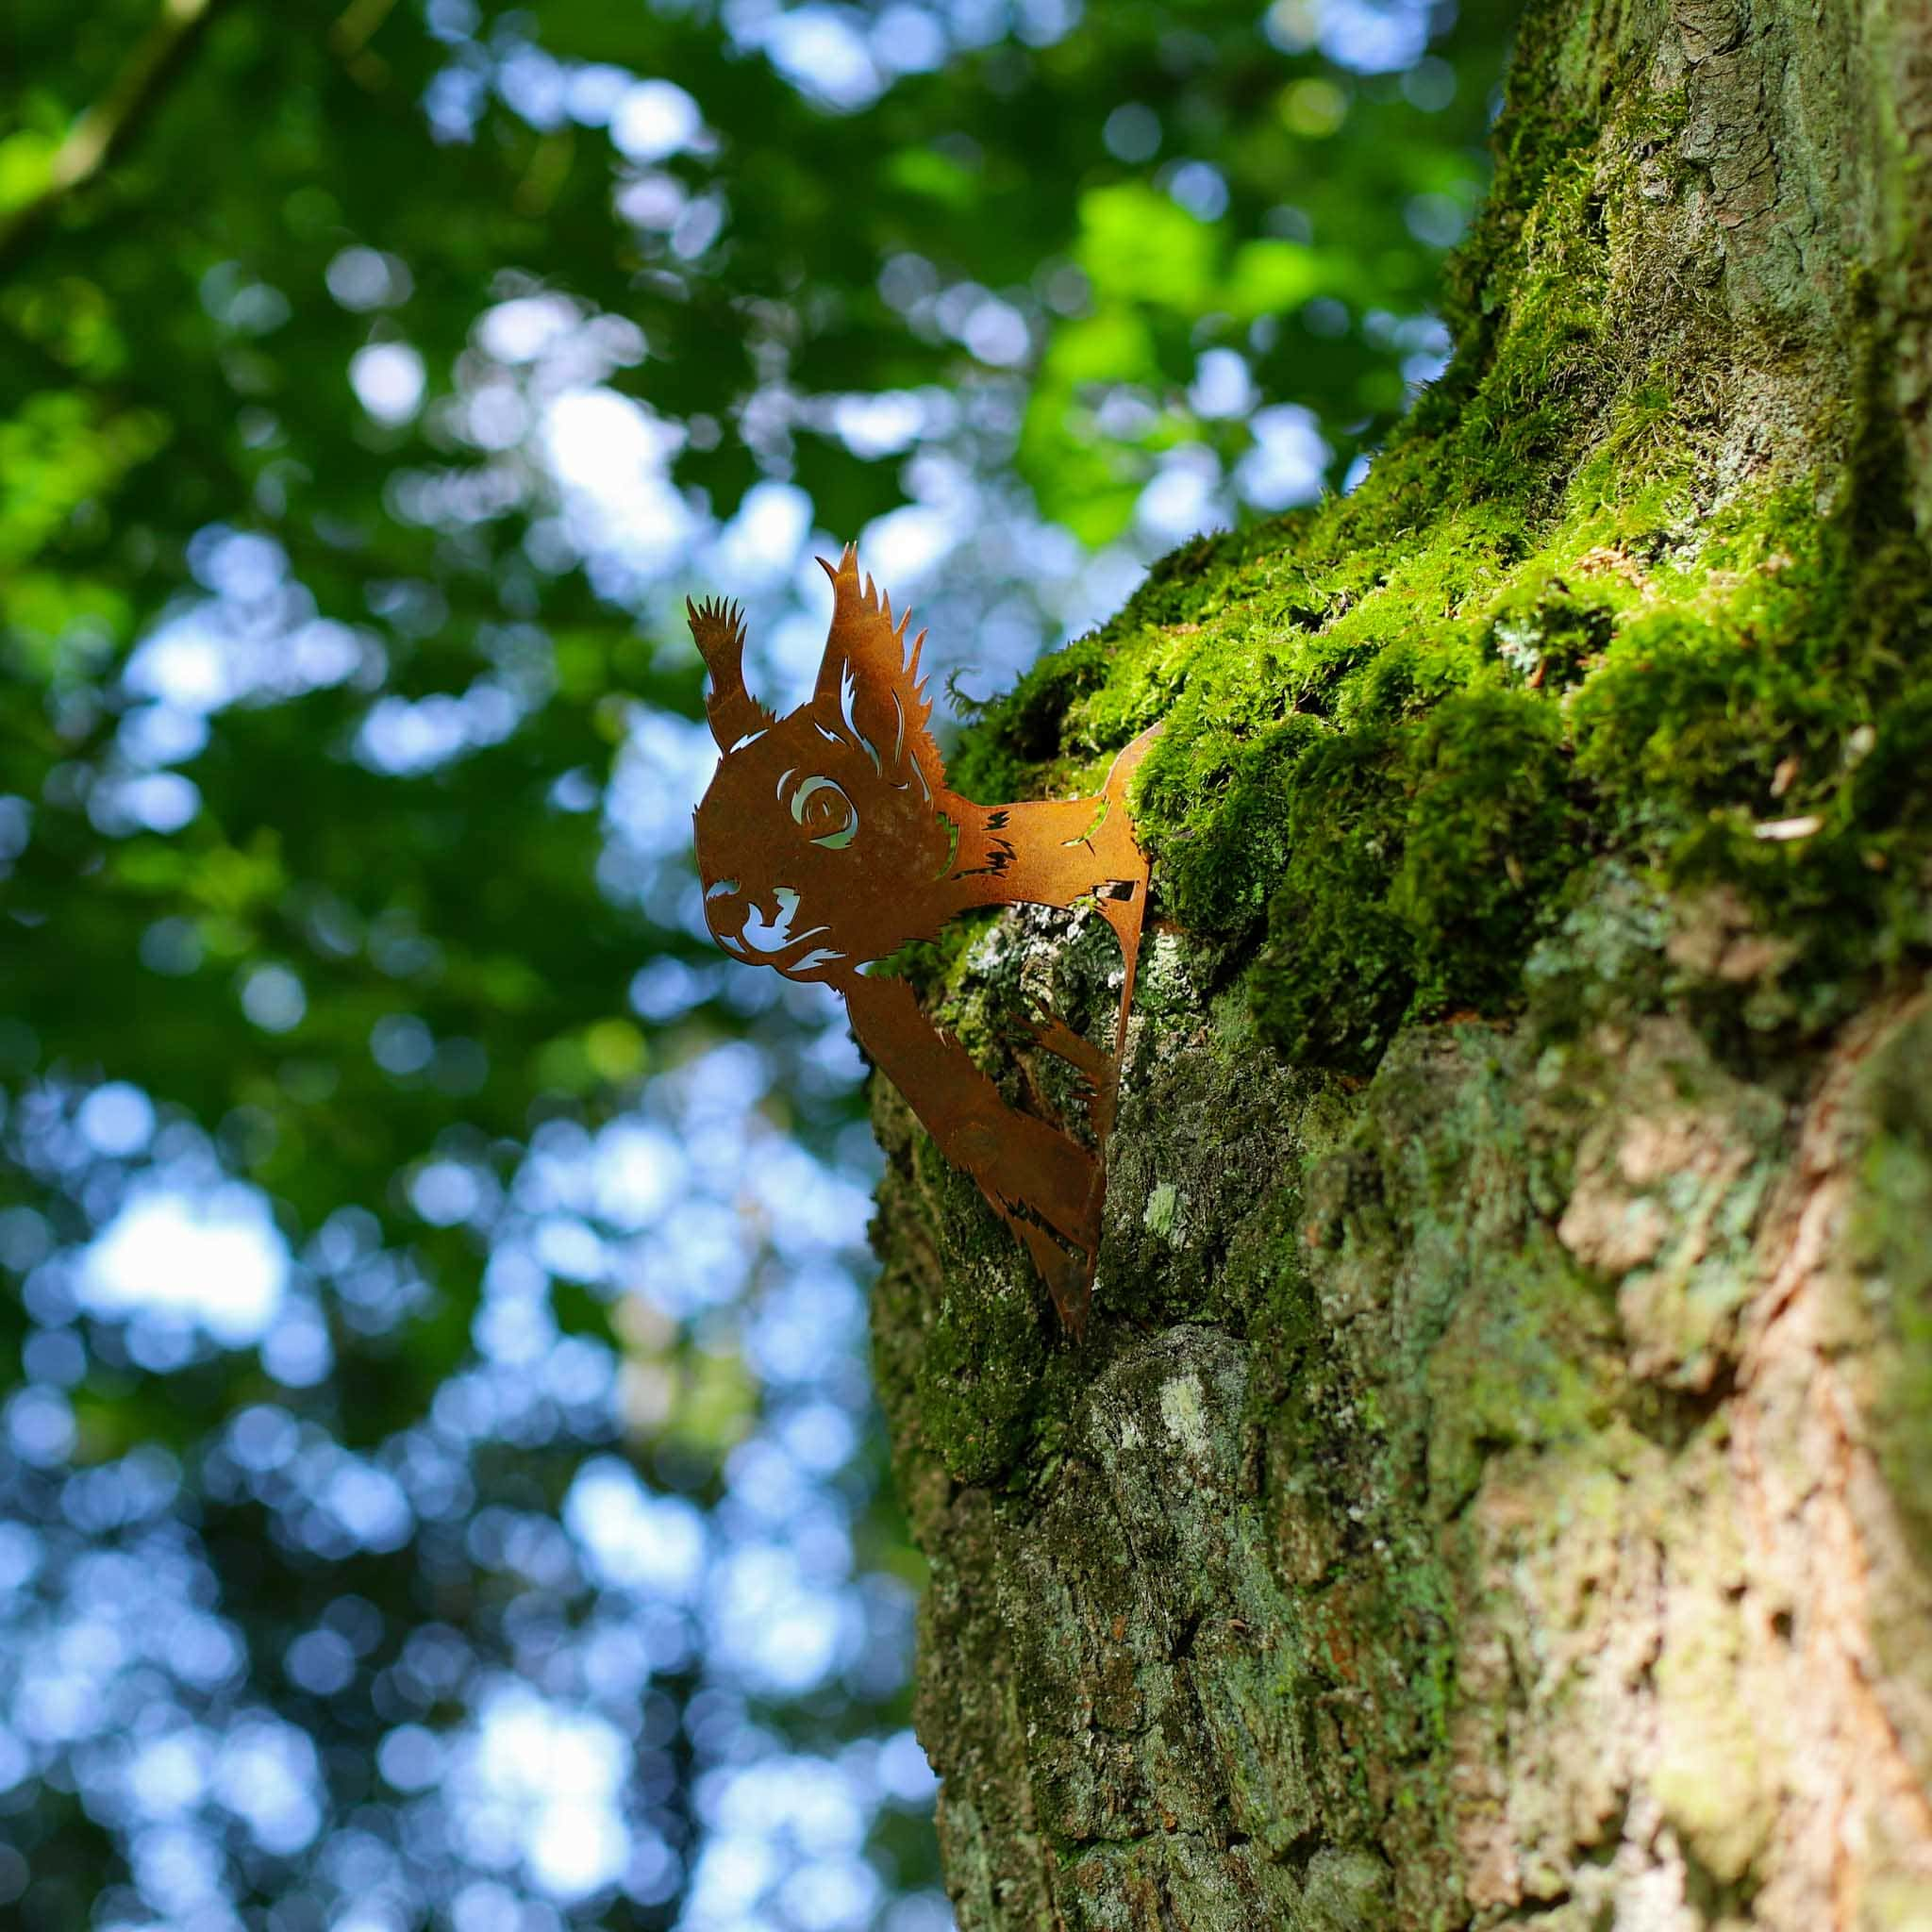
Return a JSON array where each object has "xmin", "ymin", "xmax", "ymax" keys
[{"xmin": 951, "ymin": 74, "xmax": 1932, "ymax": 1080}]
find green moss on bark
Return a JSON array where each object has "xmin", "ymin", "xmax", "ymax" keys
[
  {"xmin": 959, "ymin": 395, "xmax": 1932, "ymax": 1078},
  {"xmin": 944, "ymin": 26, "xmax": 1932, "ymax": 1082}
]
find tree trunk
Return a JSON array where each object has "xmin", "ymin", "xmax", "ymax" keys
[{"xmin": 867, "ymin": 0, "xmax": 1932, "ymax": 1925}]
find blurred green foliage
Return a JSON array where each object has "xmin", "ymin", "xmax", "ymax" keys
[{"xmin": 0, "ymin": 1, "xmax": 1516, "ymax": 1925}]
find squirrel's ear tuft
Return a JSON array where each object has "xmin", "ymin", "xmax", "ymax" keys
[{"xmin": 689, "ymin": 593, "xmax": 772, "ymax": 752}]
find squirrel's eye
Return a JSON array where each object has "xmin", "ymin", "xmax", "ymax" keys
[{"xmin": 791, "ymin": 774, "xmax": 857, "ymax": 849}]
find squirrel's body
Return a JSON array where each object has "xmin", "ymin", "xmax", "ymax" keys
[{"xmin": 690, "ymin": 547, "xmax": 1158, "ymax": 1335}]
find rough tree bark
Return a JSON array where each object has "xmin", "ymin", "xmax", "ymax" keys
[{"xmin": 867, "ymin": 1, "xmax": 1932, "ymax": 1926}]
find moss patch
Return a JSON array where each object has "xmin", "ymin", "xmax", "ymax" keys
[{"xmin": 944, "ymin": 38, "xmax": 1931, "ymax": 1081}]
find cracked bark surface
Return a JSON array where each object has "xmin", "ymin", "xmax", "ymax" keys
[{"xmin": 865, "ymin": 1, "xmax": 1932, "ymax": 1925}]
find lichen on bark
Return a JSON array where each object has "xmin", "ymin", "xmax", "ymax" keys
[{"xmin": 868, "ymin": 0, "xmax": 1932, "ymax": 1924}]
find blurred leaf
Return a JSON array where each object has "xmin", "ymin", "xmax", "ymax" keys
[
  {"xmin": 0, "ymin": 0, "xmax": 1518, "ymax": 1924},
  {"xmin": 1077, "ymin": 183, "xmax": 1219, "ymax": 310}
]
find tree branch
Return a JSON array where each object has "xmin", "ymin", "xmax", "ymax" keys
[{"xmin": 0, "ymin": 0, "xmax": 237, "ymax": 279}]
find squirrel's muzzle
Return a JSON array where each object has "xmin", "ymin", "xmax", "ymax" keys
[{"xmin": 702, "ymin": 880, "xmax": 841, "ymax": 979}]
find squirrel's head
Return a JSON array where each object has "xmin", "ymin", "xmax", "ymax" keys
[{"xmin": 691, "ymin": 549, "xmax": 955, "ymax": 984}]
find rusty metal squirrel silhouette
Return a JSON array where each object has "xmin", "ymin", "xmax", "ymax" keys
[{"xmin": 689, "ymin": 544, "xmax": 1159, "ymax": 1337}]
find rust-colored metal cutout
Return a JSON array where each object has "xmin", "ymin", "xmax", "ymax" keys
[{"xmin": 690, "ymin": 546, "xmax": 1158, "ymax": 1337}]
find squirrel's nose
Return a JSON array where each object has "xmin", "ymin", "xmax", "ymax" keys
[
  {"xmin": 704, "ymin": 880, "xmax": 803, "ymax": 955},
  {"xmin": 708, "ymin": 884, "xmax": 813, "ymax": 959}
]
